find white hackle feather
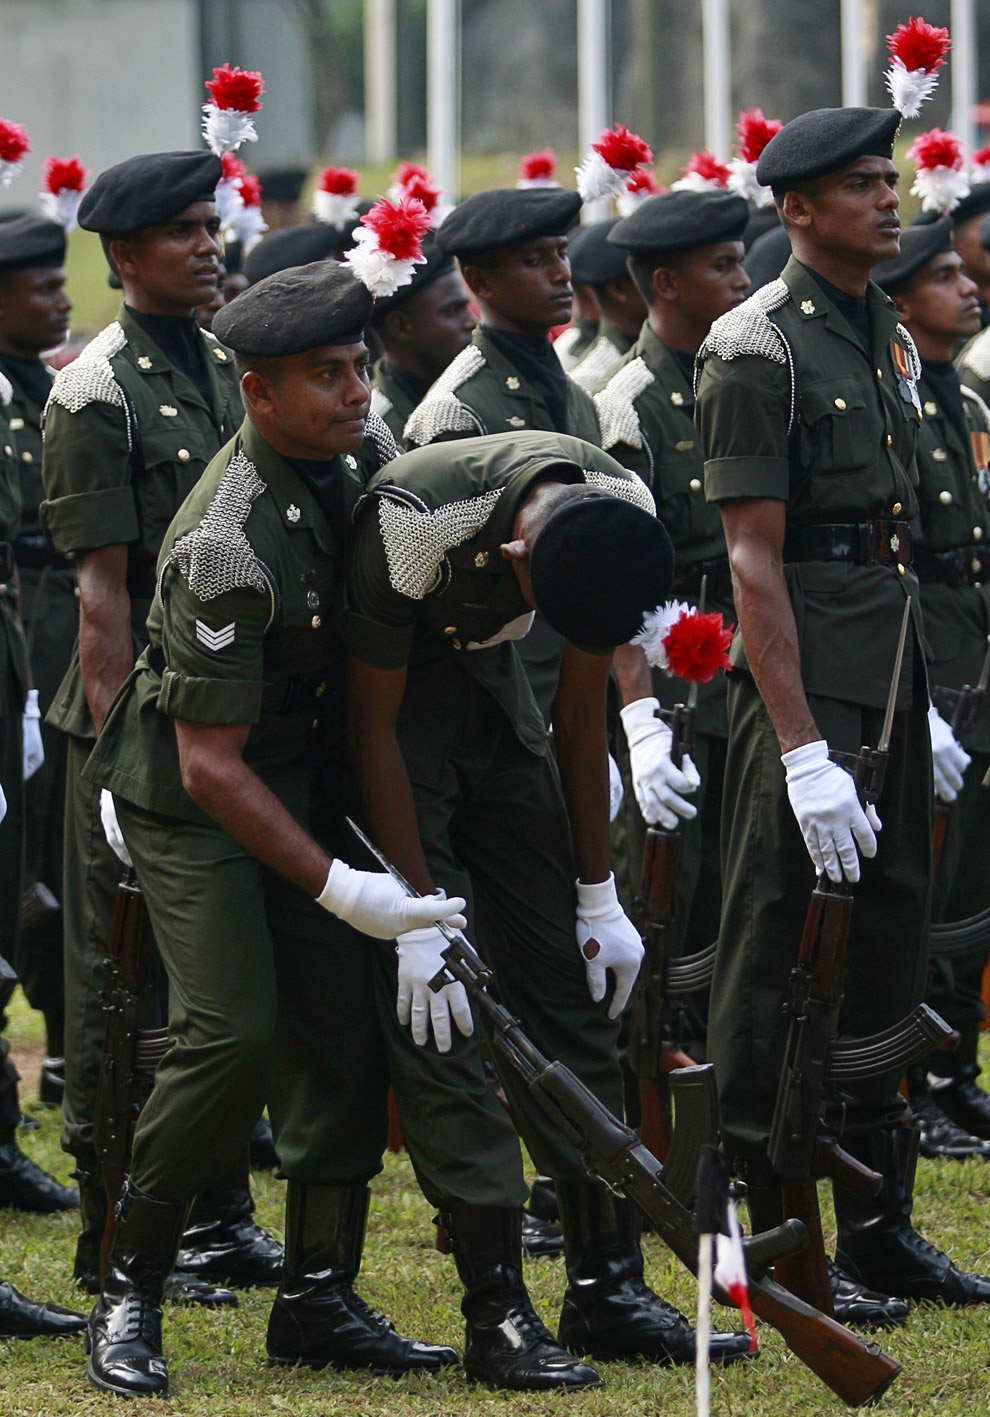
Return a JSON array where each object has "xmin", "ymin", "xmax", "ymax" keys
[
  {"xmin": 343, "ymin": 227, "xmax": 425, "ymax": 299},
  {"xmin": 727, "ymin": 157, "xmax": 774, "ymax": 208},
  {"xmin": 911, "ymin": 165, "xmax": 971, "ymax": 214},
  {"xmin": 885, "ymin": 58, "xmax": 940, "ymax": 119},
  {"xmin": 632, "ymin": 600, "xmax": 691, "ymax": 670},
  {"xmin": 313, "ymin": 189, "xmax": 361, "ymax": 227},
  {"xmin": 0, "ymin": 159, "xmax": 24, "ymax": 188},
  {"xmin": 38, "ymin": 188, "xmax": 84, "ymax": 231},
  {"xmin": 575, "ymin": 149, "xmax": 627, "ymax": 203},
  {"xmin": 202, "ymin": 105, "xmax": 259, "ymax": 157}
]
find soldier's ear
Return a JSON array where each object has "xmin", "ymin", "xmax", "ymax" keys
[
  {"xmin": 240, "ymin": 368, "xmax": 276, "ymax": 417},
  {"xmin": 651, "ymin": 266, "xmax": 679, "ymax": 304},
  {"xmin": 781, "ymin": 190, "xmax": 812, "ymax": 230},
  {"xmin": 461, "ymin": 262, "xmax": 492, "ymax": 302},
  {"xmin": 889, "ymin": 290, "xmax": 911, "ymax": 321}
]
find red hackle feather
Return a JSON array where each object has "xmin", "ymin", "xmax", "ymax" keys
[
  {"xmin": 360, "ymin": 196, "xmax": 431, "ymax": 261},
  {"xmin": 734, "ymin": 108, "xmax": 783, "ymax": 164},
  {"xmin": 520, "ymin": 148, "xmax": 557, "ymax": 181},
  {"xmin": 401, "ymin": 171, "xmax": 441, "ymax": 214},
  {"xmin": 42, "ymin": 156, "xmax": 88, "ymax": 194},
  {"xmin": 907, "ymin": 127, "xmax": 964, "ymax": 172},
  {"xmin": 682, "ymin": 150, "xmax": 731, "ymax": 188},
  {"xmin": 664, "ymin": 610, "xmax": 733, "ymax": 684},
  {"xmin": 221, "ymin": 152, "xmax": 247, "ymax": 184},
  {"xmin": 593, "ymin": 123, "xmax": 654, "ymax": 172},
  {"xmin": 886, "ymin": 16, "xmax": 951, "ymax": 73},
  {"xmin": 205, "ymin": 63, "xmax": 265, "ymax": 112},
  {"xmin": 972, "ymin": 144, "xmax": 990, "ymax": 168},
  {"xmin": 626, "ymin": 169, "xmax": 664, "ymax": 197},
  {"xmin": 392, "ymin": 161, "xmax": 430, "ymax": 191},
  {"xmin": 238, "ymin": 174, "xmax": 262, "ymax": 207},
  {"xmin": 318, "ymin": 165, "xmax": 360, "ymax": 195},
  {"xmin": 0, "ymin": 121, "xmax": 30, "ymax": 164}
]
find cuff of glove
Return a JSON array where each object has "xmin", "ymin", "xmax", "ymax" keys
[
  {"xmin": 576, "ymin": 873, "xmax": 620, "ymax": 917},
  {"xmin": 781, "ymin": 739, "xmax": 829, "ymax": 774},
  {"xmin": 23, "ymin": 689, "xmax": 40, "ymax": 719},
  {"xmin": 316, "ymin": 857, "xmax": 352, "ymax": 915},
  {"xmin": 620, "ymin": 697, "xmax": 664, "ymax": 745},
  {"xmin": 927, "ymin": 702, "xmax": 944, "ymax": 729}
]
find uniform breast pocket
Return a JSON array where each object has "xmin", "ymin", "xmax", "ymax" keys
[
  {"xmin": 800, "ymin": 379, "xmax": 874, "ymax": 478},
  {"xmin": 137, "ymin": 428, "xmax": 211, "ymax": 550},
  {"xmin": 653, "ymin": 448, "xmax": 705, "ymax": 538},
  {"xmin": 275, "ymin": 560, "xmax": 340, "ymax": 673}
]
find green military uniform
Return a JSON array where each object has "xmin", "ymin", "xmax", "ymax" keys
[
  {"xmin": 3, "ymin": 354, "xmax": 70, "ymax": 1050},
  {"xmin": 696, "ymin": 256, "xmax": 931, "ymax": 1164},
  {"xmin": 369, "ymin": 359, "xmax": 419, "ymax": 448},
  {"xmin": 957, "ymin": 323, "xmax": 990, "ymax": 417},
  {"xmin": 40, "ymin": 306, "xmax": 242, "ymax": 1172},
  {"xmin": 404, "ymin": 327, "xmax": 601, "ymax": 721},
  {"xmin": 344, "ymin": 430, "xmax": 657, "ymax": 1180},
  {"xmin": 569, "ymin": 318, "xmax": 636, "ymax": 395},
  {"xmin": 912, "ymin": 371, "xmax": 990, "ymax": 1030},
  {"xmin": 596, "ymin": 322, "xmax": 732, "ymax": 959}
]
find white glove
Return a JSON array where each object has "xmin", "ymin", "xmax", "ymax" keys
[
  {"xmin": 608, "ymin": 753, "xmax": 624, "ymax": 822},
  {"xmin": 928, "ymin": 702, "xmax": 971, "ymax": 804},
  {"xmin": 575, "ymin": 874, "xmax": 644, "ymax": 1018},
  {"xmin": 783, "ymin": 740, "xmax": 881, "ymax": 884},
  {"xmin": 620, "ymin": 696, "xmax": 700, "ymax": 830},
  {"xmin": 22, "ymin": 689, "xmax": 44, "ymax": 781},
  {"xmin": 0, "ymin": 778, "xmax": 6, "ymax": 825},
  {"xmin": 100, "ymin": 789, "xmax": 133, "ymax": 867},
  {"xmin": 396, "ymin": 925, "xmax": 474, "ymax": 1052},
  {"xmin": 317, "ymin": 858, "xmax": 467, "ymax": 940}
]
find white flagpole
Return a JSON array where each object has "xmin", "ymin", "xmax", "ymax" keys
[
  {"xmin": 951, "ymin": 0, "xmax": 977, "ymax": 156},
  {"xmin": 364, "ymin": 0, "xmax": 397, "ymax": 166},
  {"xmin": 702, "ymin": 0, "xmax": 731, "ymax": 159},
  {"xmin": 427, "ymin": 0, "xmax": 460, "ymax": 201},
  {"xmin": 696, "ymin": 1231, "xmax": 713, "ymax": 1417},
  {"xmin": 577, "ymin": 0, "xmax": 611, "ymax": 222},
  {"xmin": 840, "ymin": 0, "xmax": 868, "ymax": 108}
]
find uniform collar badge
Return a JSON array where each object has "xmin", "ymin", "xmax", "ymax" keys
[
  {"xmin": 137, "ymin": 356, "xmax": 153, "ymax": 370},
  {"xmin": 800, "ymin": 300, "xmax": 816, "ymax": 315},
  {"xmin": 286, "ymin": 504, "xmax": 301, "ymax": 522}
]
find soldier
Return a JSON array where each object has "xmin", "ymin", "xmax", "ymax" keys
[
  {"xmin": 368, "ymin": 239, "xmax": 475, "ymax": 447},
  {"xmin": 874, "ymin": 220, "xmax": 990, "ymax": 1149},
  {"xmin": 0, "ymin": 215, "xmax": 74, "ymax": 1106},
  {"xmin": 696, "ymin": 105, "xmax": 990, "ymax": 1308},
  {"xmin": 40, "ymin": 149, "xmax": 281, "ymax": 1298},
  {"xmin": 83, "ymin": 260, "xmax": 471, "ymax": 1397},
  {"xmin": 553, "ymin": 222, "xmax": 601, "ymax": 373},
  {"xmin": 917, "ymin": 186, "xmax": 990, "ymax": 322},
  {"xmin": 956, "ymin": 212, "xmax": 990, "ymax": 397},
  {"xmin": 344, "ymin": 429, "xmax": 752, "ymax": 1383},
  {"xmin": 566, "ymin": 219, "xmax": 647, "ymax": 394},
  {"xmin": 597, "ymin": 189, "xmax": 749, "ymax": 966}
]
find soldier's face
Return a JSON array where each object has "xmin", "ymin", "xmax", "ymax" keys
[
  {"xmin": 0, "ymin": 265, "xmax": 72, "ymax": 354},
  {"xmin": 244, "ymin": 342, "xmax": 371, "ymax": 459},
  {"xmin": 384, "ymin": 270, "xmax": 476, "ymax": 379},
  {"xmin": 464, "ymin": 237, "xmax": 573, "ymax": 335},
  {"xmin": 951, "ymin": 213, "xmax": 990, "ymax": 302},
  {"xmin": 111, "ymin": 201, "xmax": 223, "ymax": 315},
  {"xmin": 785, "ymin": 157, "xmax": 901, "ymax": 266},
  {"xmin": 894, "ymin": 250, "xmax": 982, "ymax": 344},
  {"xmin": 670, "ymin": 242, "xmax": 750, "ymax": 326}
]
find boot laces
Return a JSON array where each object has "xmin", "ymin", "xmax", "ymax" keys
[
  {"xmin": 116, "ymin": 1288, "xmax": 160, "ymax": 1345},
  {"xmin": 504, "ymin": 1299, "xmax": 556, "ymax": 1346}
]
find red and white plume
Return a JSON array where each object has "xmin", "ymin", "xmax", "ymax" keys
[
  {"xmin": 714, "ymin": 1199, "xmax": 758, "ymax": 1354},
  {"xmin": 343, "ymin": 195, "xmax": 431, "ymax": 298},
  {"xmin": 313, "ymin": 166, "xmax": 361, "ymax": 227},
  {"xmin": 616, "ymin": 168, "xmax": 666, "ymax": 217},
  {"xmin": 0, "ymin": 120, "xmax": 30, "ymax": 188},
  {"xmin": 884, "ymin": 17, "xmax": 950, "ymax": 119},
  {"xmin": 225, "ymin": 172, "xmax": 266, "ymax": 252},
  {"xmin": 576, "ymin": 123, "xmax": 654, "ymax": 203},
  {"xmin": 39, "ymin": 156, "xmax": 89, "ymax": 230},
  {"xmin": 202, "ymin": 63, "xmax": 265, "ymax": 156},
  {"xmin": 633, "ymin": 601, "xmax": 733, "ymax": 682},
  {"xmin": 389, "ymin": 161, "xmax": 450, "ymax": 228},
  {"xmin": 671, "ymin": 150, "xmax": 731, "ymax": 193},
  {"xmin": 518, "ymin": 148, "xmax": 559, "ymax": 188},
  {"xmin": 728, "ymin": 108, "xmax": 783, "ymax": 208},
  {"xmin": 214, "ymin": 152, "xmax": 247, "ymax": 227},
  {"xmin": 970, "ymin": 144, "xmax": 990, "ymax": 185},
  {"xmin": 907, "ymin": 128, "xmax": 970, "ymax": 213}
]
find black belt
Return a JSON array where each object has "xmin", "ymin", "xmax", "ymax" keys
[
  {"xmin": 0, "ymin": 542, "xmax": 13, "ymax": 580},
  {"xmin": 11, "ymin": 534, "xmax": 72, "ymax": 572},
  {"xmin": 783, "ymin": 520, "xmax": 913, "ymax": 570},
  {"xmin": 671, "ymin": 555, "xmax": 733, "ymax": 605},
  {"xmin": 913, "ymin": 543, "xmax": 990, "ymax": 587}
]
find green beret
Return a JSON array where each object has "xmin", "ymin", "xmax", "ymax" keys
[
  {"xmin": 436, "ymin": 187, "xmax": 581, "ymax": 258},
  {"xmin": 78, "ymin": 150, "xmax": 222, "ymax": 234},
  {"xmin": 212, "ymin": 260, "xmax": 373, "ymax": 357},
  {"xmin": 0, "ymin": 214, "xmax": 66, "ymax": 274},
  {"xmin": 567, "ymin": 220, "xmax": 628, "ymax": 286},
  {"xmin": 609, "ymin": 190, "xmax": 750, "ymax": 255},
  {"xmin": 873, "ymin": 216, "xmax": 954, "ymax": 293},
  {"xmin": 370, "ymin": 238, "xmax": 457, "ymax": 321},
  {"xmin": 756, "ymin": 107, "xmax": 900, "ymax": 194}
]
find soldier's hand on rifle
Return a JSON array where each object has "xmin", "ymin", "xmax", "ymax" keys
[
  {"xmin": 395, "ymin": 926, "xmax": 474, "ymax": 1052},
  {"xmin": 575, "ymin": 874, "xmax": 645, "ymax": 1018},
  {"xmin": 317, "ymin": 859, "xmax": 467, "ymax": 940},
  {"xmin": 928, "ymin": 703, "xmax": 971, "ymax": 803},
  {"xmin": 100, "ymin": 789, "xmax": 133, "ymax": 867},
  {"xmin": 782, "ymin": 741, "xmax": 880, "ymax": 884},
  {"xmin": 620, "ymin": 697, "xmax": 700, "ymax": 829}
]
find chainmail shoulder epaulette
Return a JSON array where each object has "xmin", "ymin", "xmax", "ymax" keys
[
  {"xmin": 584, "ymin": 468, "xmax": 655, "ymax": 515},
  {"xmin": 696, "ymin": 279, "xmax": 795, "ymax": 431},
  {"xmin": 894, "ymin": 323, "xmax": 922, "ymax": 382},
  {"xmin": 45, "ymin": 323, "xmax": 130, "ymax": 440},
  {"xmin": 960, "ymin": 327, "xmax": 990, "ymax": 384},
  {"xmin": 403, "ymin": 344, "xmax": 487, "ymax": 445},
  {"xmin": 0, "ymin": 371, "xmax": 11, "ymax": 408},
  {"xmin": 373, "ymin": 483, "xmax": 504, "ymax": 599},
  {"xmin": 961, "ymin": 382, "xmax": 990, "ymax": 433},
  {"xmin": 553, "ymin": 325, "xmax": 585, "ymax": 373},
  {"xmin": 162, "ymin": 451, "xmax": 273, "ymax": 622},
  {"xmin": 365, "ymin": 409, "xmax": 399, "ymax": 468},
  {"xmin": 594, "ymin": 357, "xmax": 655, "ymax": 456},
  {"xmin": 569, "ymin": 335, "xmax": 623, "ymax": 394},
  {"xmin": 369, "ymin": 387, "xmax": 393, "ymax": 423}
]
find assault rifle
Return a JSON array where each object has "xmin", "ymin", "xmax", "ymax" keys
[
  {"xmin": 92, "ymin": 869, "xmax": 170, "ymax": 1278},
  {"xmin": 769, "ymin": 600, "xmax": 956, "ymax": 1315},
  {"xmin": 347, "ymin": 819, "xmax": 902, "ymax": 1407},
  {"xmin": 931, "ymin": 635, "xmax": 990, "ymax": 871}
]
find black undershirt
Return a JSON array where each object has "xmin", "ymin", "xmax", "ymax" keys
[
  {"xmin": 804, "ymin": 266, "xmax": 873, "ymax": 354},
  {"xmin": 922, "ymin": 359, "xmax": 969, "ymax": 448},
  {"xmin": 666, "ymin": 346, "xmax": 696, "ymax": 388},
  {"xmin": 381, "ymin": 361, "xmax": 432, "ymax": 408},
  {"xmin": 284, "ymin": 456, "xmax": 347, "ymax": 548},
  {"xmin": 0, "ymin": 352, "xmax": 52, "ymax": 412},
  {"xmin": 482, "ymin": 326, "xmax": 570, "ymax": 432},
  {"xmin": 125, "ymin": 307, "xmax": 214, "ymax": 409}
]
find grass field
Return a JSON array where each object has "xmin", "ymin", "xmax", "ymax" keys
[{"xmin": 3, "ymin": 990, "xmax": 990, "ymax": 1415}]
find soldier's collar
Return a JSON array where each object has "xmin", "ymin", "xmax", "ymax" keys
[
  {"xmin": 474, "ymin": 327, "xmax": 537, "ymax": 401},
  {"xmin": 639, "ymin": 323, "xmax": 695, "ymax": 405},
  {"xmin": 239, "ymin": 416, "xmax": 348, "ymax": 544}
]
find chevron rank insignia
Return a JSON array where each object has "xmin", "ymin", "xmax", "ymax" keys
[{"xmin": 195, "ymin": 619, "xmax": 236, "ymax": 651}]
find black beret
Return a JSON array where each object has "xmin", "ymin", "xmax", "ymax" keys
[
  {"xmin": 873, "ymin": 216, "xmax": 954, "ymax": 294},
  {"xmin": 79, "ymin": 150, "xmax": 221, "ymax": 235},
  {"xmin": 437, "ymin": 187, "xmax": 582, "ymax": 258},
  {"xmin": 530, "ymin": 491, "xmax": 674, "ymax": 651},
  {"xmin": 370, "ymin": 238, "xmax": 457, "ymax": 321},
  {"xmin": 212, "ymin": 259, "xmax": 373, "ymax": 357},
  {"xmin": 242, "ymin": 204, "xmax": 373, "ymax": 285},
  {"xmin": 756, "ymin": 107, "xmax": 900, "ymax": 194},
  {"xmin": 914, "ymin": 183, "xmax": 990, "ymax": 230},
  {"xmin": 567, "ymin": 220, "xmax": 628, "ymax": 286},
  {"xmin": 609, "ymin": 190, "xmax": 749, "ymax": 256},
  {"xmin": 0, "ymin": 214, "xmax": 66, "ymax": 274},
  {"xmin": 256, "ymin": 166, "xmax": 308, "ymax": 204}
]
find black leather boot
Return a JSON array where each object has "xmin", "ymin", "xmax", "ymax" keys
[
  {"xmin": 250, "ymin": 1117, "xmax": 279, "ymax": 1170},
  {"xmin": 86, "ymin": 1178, "xmax": 189, "ymax": 1397},
  {"xmin": 445, "ymin": 1201, "xmax": 599, "ymax": 1390},
  {"xmin": 176, "ymin": 1185, "xmax": 283, "ymax": 1288},
  {"xmin": 907, "ymin": 1066, "xmax": 990, "ymax": 1160},
  {"xmin": 835, "ymin": 1123, "xmax": 990, "ymax": 1305},
  {"xmin": 38, "ymin": 1057, "xmax": 65, "ymax": 1109},
  {"xmin": 0, "ymin": 1140, "xmax": 78, "ymax": 1212},
  {"xmin": 828, "ymin": 1262, "xmax": 909, "ymax": 1329},
  {"xmin": 555, "ymin": 1182, "xmax": 751, "ymax": 1365},
  {"xmin": 268, "ymin": 1180, "xmax": 456, "ymax": 1373},
  {"xmin": 522, "ymin": 1210, "xmax": 564, "ymax": 1257},
  {"xmin": 0, "ymin": 1279, "xmax": 86, "ymax": 1339},
  {"xmin": 932, "ymin": 1022, "xmax": 990, "ymax": 1141},
  {"xmin": 527, "ymin": 1176, "xmax": 559, "ymax": 1223}
]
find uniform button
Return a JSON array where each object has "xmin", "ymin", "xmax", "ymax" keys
[
  {"xmin": 311, "ymin": 615, "xmax": 321, "ymax": 629},
  {"xmin": 8, "ymin": 418, "xmax": 23, "ymax": 431},
  {"xmin": 670, "ymin": 391, "xmax": 684, "ymax": 406},
  {"xmin": 876, "ymin": 368, "xmax": 883, "ymax": 380},
  {"xmin": 474, "ymin": 551, "xmax": 488, "ymax": 567},
  {"xmin": 939, "ymin": 490, "xmax": 952, "ymax": 505},
  {"xmin": 924, "ymin": 401, "xmax": 938, "ymax": 417},
  {"xmin": 932, "ymin": 448, "xmax": 947, "ymax": 461},
  {"xmin": 973, "ymin": 559, "xmax": 983, "ymax": 575},
  {"xmin": 74, "ymin": 585, "xmax": 80, "ymax": 599},
  {"xmin": 315, "ymin": 682, "xmax": 327, "ymax": 697},
  {"xmin": 20, "ymin": 450, "xmax": 32, "ymax": 464},
  {"xmin": 897, "ymin": 563, "xmax": 906, "ymax": 575},
  {"xmin": 312, "ymin": 719, "xmax": 319, "ymax": 730},
  {"xmin": 892, "ymin": 502, "xmax": 902, "ymax": 515},
  {"xmin": 886, "ymin": 434, "xmax": 892, "ymax": 446},
  {"xmin": 0, "ymin": 584, "xmax": 6, "ymax": 596},
  {"xmin": 975, "ymin": 527, "xmax": 984, "ymax": 540},
  {"xmin": 689, "ymin": 478, "xmax": 702, "ymax": 492},
  {"xmin": 452, "ymin": 638, "xmax": 462, "ymax": 649},
  {"xmin": 3, "ymin": 446, "xmax": 11, "ymax": 457},
  {"xmin": 444, "ymin": 626, "xmax": 457, "ymax": 635},
  {"xmin": 834, "ymin": 397, "xmax": 847, "ymax": 410},
  {"xmin": 177, "ymin": 448, "xmax": 191, "ymax": 462},
  {"xmin": 307, "ymin": 590, "xmax": 320, "ymax": 609}
]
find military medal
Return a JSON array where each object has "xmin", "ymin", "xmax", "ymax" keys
[
  {"xmin": 971, "ymin": 429, "xmax": 989, "ymax": 482},
  {"xmin": 891, "ymin": 341, "xmax": 921, "ymax": 412}
]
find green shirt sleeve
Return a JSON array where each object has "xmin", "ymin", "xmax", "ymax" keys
[
  {"xmin": 341, "ymin": 501, "xmax": 418, "ymax": 669},
  {"xmin": 155, "ymin": 569, "xmax": 272, "ymax": 725},
  {"xmin": 696, "ymin": 352, "xmax": 791, "ymax": 503},
  {"xmin": 41, "ymin": 398, "xmax": 137, "ymax": 554}
]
